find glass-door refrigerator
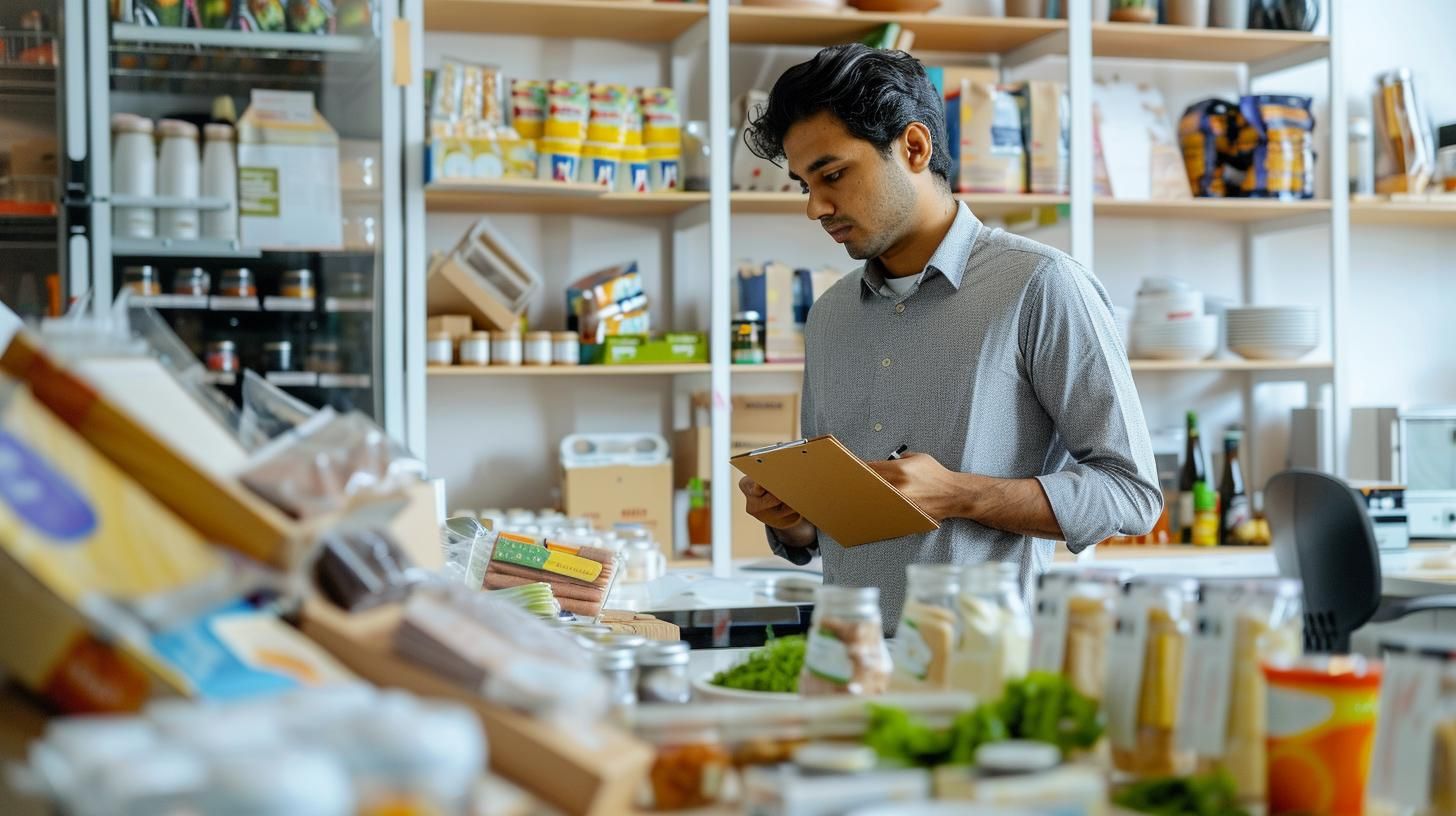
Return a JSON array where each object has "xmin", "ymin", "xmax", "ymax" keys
[{"xmin": 61, "ymin": 1, "xmax": 405, "ymax": 434}]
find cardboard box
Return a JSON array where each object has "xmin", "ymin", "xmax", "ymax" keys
[
  {"xmin": 238, "ymin": 90, "xmax": 343, "ymax": 250},
  {"xmin": 732, "ymin": 392, "xmax": 800, "ymax": 438},
  {"xmin": 562, "ymin": 461, "xmax": 674, "ymax": 554},
  {"xmin": 426, "ymin": 137, "xmax": 536, "ymax": 183},
  {"xmin": 672, "ymin": 426, "xmax": 711, "ymax": 488},
  {"xmin": 603, "ymin": 333, "xmax": 707, "ymax": 365},
  {"xmin": 427, "ymin": 254, "xmax": 519, "ymax": 333},
  {"xmin": 426, "ymin": 314, "xmax": 474, "ymax": 342}
]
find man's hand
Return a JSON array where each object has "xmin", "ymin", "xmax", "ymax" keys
[
  {"xmin": 867, "ymin": 451, "xmax": 1065, "ymax": 539},
  {"xmin": 866, "ymin": 452, "xmax": 966, "ymax": 521},
  {"xmin": 739, "ymin": 476, "xmax": 816, "ymax": 548}
]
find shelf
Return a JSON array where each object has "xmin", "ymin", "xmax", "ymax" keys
[
  {"xmin": 729, "ymin": 7, "xmax": 1064, "ymax": 52},
  {"xmin": 318, "ymin": 373, "xmax": 373, "ymax": 389},
  {"xmin": 129, "ymin": 294, "xmax": 209, "ymax": 310},
  {"xmin": 1091, "ymin": 22, "xmax": 1328, "ymax": 64},
  {"xmin": 262, "ymin": 296, "xmax": 318, "ymax": 312},
  {"xmin": 424, "ymin": 0, "xmax": 707, "ymax": 42},
  {"xmin": 265, "ymin": 371, "xmax": 319, "ymax": 387},
  {"xmin": 428, "ymin": 364, "xmax": 710, "ymax": 377},
  {"xmin": 732, "ymin": 191, "xmax": 1068, "ymax": 219},
  {"xmin": 426, "ymin": 181, "xmax": 709, "ymax": 216},
  {"xmin": 324, "ymin": 297, "xmax": 374, "ymax": 313},
  {"xmin": 112, "ymin": 237, "xmax": 261, "ymax": 259},
  {"xmin": 1128, "ymin": 358, "xmax": 1331, "ymax": 372},
  {"xmin": 112, "ymin": 195, "xmax": 230, "ymax": 211},
  {"xmin": 111, "ymin": 23, "xmax": 373, "ymax": 54},
  {"xmin": 1350, "ymin": 199, "xmax": 1456, "ymax": 227},
  {"xmin": 732, "ymin": 363, "xmax": 806, "ymax": 375},
  {"xmin": 203, "ymin": 371, "xmax": 237, "ymax": 387},
  {"xmin": 1096, "ymin": 197, "xmax": 1329, "ymax": 222},
  {"xmin": 209, "ymin": 296, "xmax": 261, "ymax": 312}
]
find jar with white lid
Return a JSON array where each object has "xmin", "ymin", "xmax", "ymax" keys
[
  {"xmin": 112, "ymin": 113, "xmax": 156, "ymax": 238},
  {"xmin": 954, "ymin": 562, "xmax": 1032, "ymax": 702},
  {"xmin": 156, "ymin": 119, "xmax": 201, "ymax": 240},
  {"xmin": 200, "ymin": 123, "xmax": 237, "ymax": 240},
  {"xmin": 800, "ymin": 585, "xmax": 892, "ymax": 697},
  {"xmin": 426, "ymin": 332, "xmax": 454, "ymax": 366},
  {"xmin": 492, "ymin": 330, "xmax": 523, "ymax": 366},
  {"xmin": 890, "ymin": 564, "xmax": 962, "ymax": 692},
  {"xmin": 458, "ymin": 331, "xmax": 491, "ymax": 366},
  {"xmin": 636, "ymin": 641, "xmax": 691, "ymax": 704},
  {"xmin": 553, "ymin": 331, "xmax": 580, "ymax": 365},
  {"xmin": 524, "ymin": 331, "xmax": 553, "ymax": 366}
]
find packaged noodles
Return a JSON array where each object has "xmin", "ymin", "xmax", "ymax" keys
[
  {"xmin": 1105, "ymin": 576, "xmax": 1197, "ymax": 778},
  {"xmin": 1029, "ymin": 569, "xmax": 1127, "ymax": 702},
  {"xmin": 1179, "ymin": 98, "xmax": 1239, "ymax": 198},
  {"xmin": 1230, "ymin": 94, "xmax": 1315, "ymax": 200},
  {"xmin": 544, "ymin": 80, "xmax": 589, "ymax": 142}
]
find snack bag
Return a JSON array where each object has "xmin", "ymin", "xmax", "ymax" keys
[
  {"xmin": 1179, "ymin": 98, "xmax": 1238, "ymax": 197},
  {"xmin": 1232, "ymin": 94, "xmax": 1315, "ymax": 200}
]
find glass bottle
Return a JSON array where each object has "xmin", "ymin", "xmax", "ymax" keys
[
  {"xmin": 1219, "ymin": 428, "xmax": 1250, "ymax": 545},
  {"xmin": 800, "ymin": 586, "xmax": 891, "ymax": 697},
  {"xmin": 890, "ymin": 564, "xmax": 962, "ymax": 692},
  {"xmin": 685, "ymin": 477, "xmax": 711, "ymax": 559},
  {"xmin": 954, "ymin": 562, "xmax": 1032, "ymax": 702},
  {"xmin": 1179, "ymin": 411, "xmax": 1208, "ymax": 543}
]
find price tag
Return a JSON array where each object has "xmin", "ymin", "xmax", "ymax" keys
[
  {"xmin": 1176, "ymin": 587, "xmax": 1239, "ymax": 758},
  {"xmin": 1368, "ymin": 651, "xmax": 1441, "ymax": 809},
  {"xmin": 1104, "ymin": 589, "xmax": 1150, "ymax": 751},
  {"xmin": 1029, "ymin": 574, "xmax": 1069, "ymax": 673},
  {"xmin": 492, "ymin": 536, "xmax": 603, "ymax": 583}
]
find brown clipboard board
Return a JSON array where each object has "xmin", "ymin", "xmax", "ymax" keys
[{"xmin": 730, "ymin": 435, "xmax": 940, "ymax": 548}]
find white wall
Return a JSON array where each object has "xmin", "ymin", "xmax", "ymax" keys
[{"xmin": 425, "ymin": 2, "xmax": 1456, "ymax": 512}]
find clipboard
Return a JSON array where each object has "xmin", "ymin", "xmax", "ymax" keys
[{"xmin": 730, "ymin": 435, "xmax": 940, "ymax": 548}]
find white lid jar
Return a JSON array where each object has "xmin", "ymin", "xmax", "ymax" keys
[
  {"xmin": 552, "ymin": 330, "xmax": 580, "ymax": 366},
  {"xmin": 156, "ymin": 119, "xmax": 201, "ymax": 240},
  {"xmin": 800, "ymin": 585, "xmax": 892, "ymax": 697},
  {"xmin": 426, "ymin": 332, "xmax": 454, "ymax": 366},
  {"xmin": 111, "ymin": 113, "xmax": 156, "ymax": 238},
  {"xmin": 492, "ymin": 330, "xmax": 523, "ymax": 366},
  {"xmin": 524, "ymin": 331, "xmax": 553, "ymax": 366}
]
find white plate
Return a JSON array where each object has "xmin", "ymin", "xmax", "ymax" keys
[
  {"xmin": 691, "ymin": 673, "xmax": 799, "ymax": 703},
  {"xmin": 1231, "ymin": 344, "xmax": 1318, "ymax": 361}
]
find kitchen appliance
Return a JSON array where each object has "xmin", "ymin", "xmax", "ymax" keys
[
  {"xmin": 1350, "ymin": 406, "xmax": 1456, "ymax": 538},
  {"xmin": 1289, "ymin": 406, "xmax": 1331, "ymax": 472},
  {"xmin": 1349, "ymin": 482, "xmax": 1410, "ymax": 551}
]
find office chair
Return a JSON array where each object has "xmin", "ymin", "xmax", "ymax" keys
[{"xmin": 1265, "ymin": 469, "xmax": 1456, "ymax": 654}]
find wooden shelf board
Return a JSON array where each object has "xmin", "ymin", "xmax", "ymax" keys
[
  {"xmin": 732, "ymin": 191, "xmax": 1068, "ymax": 218},
  {"xmin": 428, "ymin": 364, "xmax": 710, "ymax": 377},
  {"xmin": 424, "ymin": 0, "xmax": 707, "ymax": 41},
  {"xmin": 732, "ymin": 363, "xmax": 806, "ymax": 374},
  {"xmin": 1091, "ymin": 22, "xmax": 1328, "ymax": 63},
  {"xmin": 1096, "ymin": 197, "xmax": 1329, "ymax": 222},
  {"xmin": 427, "ymin": 181, "xmax": 708, "ymax": 216},
  {"xmin": 1128, "ymin": 358, "xmax": 1331, "ymax": 372},
  {"xmin": 1350, "ymin": 199, "xmax": 1456, "ymax": 227},
  {"xmin": 729, "ymin": 7, "xmax": 1064, "ymax": 51}
]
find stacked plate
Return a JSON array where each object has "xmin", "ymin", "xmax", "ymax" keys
[
  {"xmin": 1130, "ymin": 278, "xmax": 1217, "ymax": 361},
  {"xmin": 1226, "ymin": 306, "xmax": 1318, "ymax": 360}
]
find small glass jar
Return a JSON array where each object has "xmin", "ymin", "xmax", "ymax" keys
[
  {"xmin": 329, "ymin": 270, "xmax": 369, "ymax": 299},
  {"xmin": 732, "ymin": 310, "xmax": 765, "ymax": 365},
  {"xmin": 890, "ymin": 564, "xmax": 962, "ymax": 692},
  {"xmin": 594, "ymin": 646, "xmax": 639, "ymax": 713},
  {"xmin": 956, "ymin": 562, "xmax": 1032, "ymax": 703},
  {"xmin": 426, "ymin": 332, "xmax": 454, "ymax": 366},
  {"xmin": 618, "ymin": 531, "xmax": 666, "ymax": 584},
  {"xmin": 218, "ymin": 268, "xmax": 256, "ymax": 298},
  {"xmin": 308, "ymin": 341, "xmax": 342, "ymax": 374},
  {"xmin": 172, "ymin": 267, "xmax": 210, "ymax": 296},
  {"xmin": 1108, "ymin": 576, "xmax": 1198, "ymax": 779},
  {"xmin": 552, "ymin": 331, "xmax": 580, "ymax": 366},
  {"xmin": 636, "ymin": 641, "xmax": 691, "ymax": 704},
  {"xmin": 492, "ymin": 330, "xmax": 523, "ymax": 367},
  {"xmin": 122, "ymin": 265, "xmax": 160, "ymax": 296},
  {"xmin": 206, "ymin": 340, "xmax": 238, "ymax": 373},
  {"xmin": 800, "ymin": 586, "xmax": 892, "ymax": 697},
  {"xmin": 264, "ymin": 341, "xmax": 293, "ymax": 372},
  {"xmin": 458, "ymin": 331, "xmax": 491, "ymax": 366},
  {"xmin": 280, "ymin": 269, "xmax": 315, "ymax": 300},
  {"xmin": 524, "ymin": 331, "xmax": 553, "ymax": 366}
]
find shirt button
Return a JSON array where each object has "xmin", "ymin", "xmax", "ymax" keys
[
  {"xmin": 895, "ymin": 304, "xmax": 905, "ymax": 314},
  {"xmin": 873, "ymin": 423, "xmax": 883, "ymax": 432},
  {"xmin": 881, "ymin": 358, "xmax": 892, "ymax": 368}
]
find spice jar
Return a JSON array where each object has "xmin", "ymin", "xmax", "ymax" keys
[
  {"xmin": 426, "ymin": 332, "xmax": 454, "ymax": 366},
  {"xmin": 647, "ymin": 727, "xmax": 731, "ymax": 811},
  {"xmin": 218, "ymin": 268, "xmax": 256, "ymax": 298},
  {"xmin": 122, "ymin": 265, "xmax": 160, "ymax": 296},
  {"xmin": 458, "ymin": 332, "xmax": 491, "ymax": 366},
  {"xmin": 954, "ymin": 561, "xmax": 1032, "ymax": 702},
  {"xmin": 524, "ymin": 331, "xmax": 553, "ymax": 366},
  {"xmin": 172, "ymin": 267, "xmax": 210, "ymax": 296},
  {"xmin": 206, "ymin": 340, "xmax": 238, "ymax": 373},
  {"xmin": 308, "ymin": 341, "xmax": 342, "ymax": 374},
  {"xmin": 1107, "ymin": 576, "xmax": 1197, "ymax": 779},
  {"xmin": 636, "ymin": 641, "xmax": 691, "ymax": 705},
  {"xmin": 890, "ymin": 564, "xmax": 961, "ymax": 692},
  {"xmin": 264, "ymin": 341, "xmax": 293, "ymax": 372},
  {"xmin": 280, "ymin": 269, "xmax": 315, "ymax": 299},
  {"xmin": 552, "ymin": 331, "xmax": 579, "ymax": 366},
  {"xmin": 329, "ymin": 270, "xmax": 369, "ymax": 298},
  {"xmin": 492, "ymin": 330, "xmax": 523, "ymax": 367},
  {"xmin": 732, "ymin": 311, "xmax": 765, "ymax": 365},
  {"xmin": 593, "ymin": 646, "xmax": 639, "ymax": 713},
  {"xmin": 800, "ymin": 586, "xmax": 892, "ymax": 697}
]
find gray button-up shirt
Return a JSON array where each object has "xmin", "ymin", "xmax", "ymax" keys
[{"xmin": 769, "ymin": 202, "xmax": 1161, "ymax": 627}]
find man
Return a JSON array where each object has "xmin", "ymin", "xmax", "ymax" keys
[{"xmin": 738, "ymin": 44, "xmax": 1161, "ymax": 626}]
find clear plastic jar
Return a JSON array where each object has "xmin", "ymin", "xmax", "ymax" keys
[
  {"xmin": 593, "ymin": 645, "xmax": 639, "ymax": 713},
  {"xmin": 173, "ymin": 267, "xmax": 209, "ymax": 296},
  {"xmin": 1030, "ymin": 568, "xmax": 1128, "ymax": 703},
  {"xmin": 553, "ymin": 331, "xmax": 579, "ymax": 366},
  {"xmin": 218, "ymin": 268, "xmax": 255, "ymax": 298},
  {"xmin": 636, "ymin": 641, "xmax": 691, "ymax": 704},
  {"xmin": 890, "ymin": 564, "xmax": 962, "ymax": 692},
  {"xmin": 1107, "ymin": 576, "xmax": 1197, "ymax": 779},
  {"xmin": 281, "ymin": 269, "xmax": 315, "ymax": 299},
  {"xmin": 122, "ymin": 265, "xmax": 160, "ymax": 296},
  {"xmin": 954, "ymin": 562, "xmax": 1032, "ymax": 703},
  {"xmin": 800, "ymin": 586, "xmax": 892, "ymax": 697}
]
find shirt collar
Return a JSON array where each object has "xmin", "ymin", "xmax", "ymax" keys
[{"xmin": 861, "ymin": 201, "xmax": 982, "ymax": 299}]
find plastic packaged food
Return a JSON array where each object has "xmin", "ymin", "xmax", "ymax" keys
[
  {"xmin": 587, "ymin": 83, "xmax": 631, "ymax": 145},
  {"xmin": 1105, "ymin": 576, "xmax": 1197, "ymax": 779},
  {"xmin": 953, "ymin": 81, "xmax": 1027, "ymax": 194},
  {"xmin": 800, "ymin": 586, "xmax": 892, "ymax": 697},
  {"xmin": 1029, "ymin": 569, "xmax": 1126, "ymax": 702},
  {"xmin": 1177, "ymin": 578, "xmax": 1303, "ymax": 803},
  {"xmin": 244, "ymin": 0, "xmax": 287, "ymax": 31},
  {"xmin": 890, "ymin": 564, "xmax": 961, "ymax": 692},
  {"xmin": 1179, "ymin": 98, "xmax": 1238, "ymax": 197},
  {"xmin": 1263, "ymin": 656, "xmax": 1382, "ymax": 816},
  {"xmin": 1231, "ymin": 94, "xmax": 1316, "ymax": 199},
  {"xmin": 1369, "ymin": 636, "xmax": 1456, "ymax": 816},
  {"xmin": 286, "ymin": 0, "xmax": 330, "ymax": 34},
  {"xmin": 640, "ymin": 87, "xmax": 682, "ymax": 147},
  {"xmin": 954, "ymin": 562, "xmax": 1032, "ymax": 703},
  {"xmin": 509, "ymin": 79, "xmax": 547, "ymax": 141},
  {"xmin": 544, "ymin": 80, "xmax": 589, "ymax": 142}
]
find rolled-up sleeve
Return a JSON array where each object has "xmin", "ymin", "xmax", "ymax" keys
[
  {"xmin": 765, "ymin": 359, "xmax": 821, "ymax": 564},
  {"xmin": 1023, "ymin": 257, "xmax": 1162, "ymax": 552}
]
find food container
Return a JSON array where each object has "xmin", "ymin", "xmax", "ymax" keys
[
  {"xmin": 800, "ymin": 586, "xmax": 892, "ymax": 697},
  {"xmin": 1106, "ymin": 576, "xmax": 1197, "ymax": 778},
  {"xmin": 329, "ymin": 270, "xmax": 370, "ymax": 299},
  {"xmin": 172, "ymin": 267, "xmax": 210, "ymax": 296},
  {"xmin": 1178, "ymin": 578, "xmax": 1303, "ymax": 803},
  {"xmin": 112, "ymin": 114, "xmax": 156, "ymax": 239},
  {"xmin": 618, "ymin": 528, "xmax": 666, "ymax": 584},
  {"xmin": 1030, "ymin": 569, "xmax": 1128, "ymax": 702},
  {"xmin": 732, "ymin": 311, "xmax": 765, "ymax": 365},
  {"xmin": 156, "ymin": 119, "xmax": 201, "ymax": 240},
  {"xmin": 618, "ymin": 143, "xmax": 650, "ymax": 194},
  {"xmin": 890, "ymin": 564, "xmax": 961, "ymax": 692},
  {"xmin": 537, "ymin": 139, "xmax": 583, "ymax": 183},
  {"xmin": 264, "ymin": 341, "xmax": 293, "ymax": 372},
  {"xmin": 1368, "ymin": 637, "xmax": 1456, "ymax": 816},
  {"xmin": 594, "ymin": 645, "xmax": 639, "ymax": 712},
  {"xmin": 280, "ymin": 269, "xmax": 315, "ymax": 300},
  {"xmin": 205, "ymin": 340, "xmax": 238, "ymax": 374},
  {"xmin": 426, "ymin": 332, "xmax": 454, "ymax": 366},
  {"xmin": 1263, "ymin": 656, "xmax": 1383, "ymax": 816},
  {"xmin": 122, "ymin": 265, "xmax": 160, "ymax": 296},
  {"xmin": 637, "ymin": 642, "xmax": 691, "ymax": 705},
  {"xmin": 956, "ymin": 562, "xmax": 1032, "ymax": 702},
  {"xmin": 492, "ymin": 330, "xmax": 523, "ymax": 366},
  {"xmin": 218, "ymin": 268, "xmax": 256, "ymax": 298},
  {"xmin": 646, "ymin": 727, "xmax": 732, "ymax": 811},
  {"xmin": 308, "ymin": 341, "xmax": 342, "ymax": 374},
  {"xmin": 458, "ymin": 331, "xmax": 491, "ymax": 366},
  {"xmin": 524, "ymin": 331, "xmax": 553, "ymax": 366},
  {"xmin": 552, "ymin": 331, "xmax": 579, "ymax": 366},
  {"xmin": 578, "ymin": 142, "xmax": 620, "ymax": 188},
  {"xmin": 646, "ymin": 143, "xmax": 681, "ymax": 192}
]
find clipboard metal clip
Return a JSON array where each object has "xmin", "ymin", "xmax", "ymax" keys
[{"xmin": 741, "ymin": 438, "xmax": 808, "ymax": 458}]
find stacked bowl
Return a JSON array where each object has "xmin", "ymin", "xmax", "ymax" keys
[
  {"xmin": 1226, "ymin": 306, "xmax": 1318, "ymax": 360},
  {"xmin": 1130, "ymin": 279, "xmax": 1217, "ymax": 362}
]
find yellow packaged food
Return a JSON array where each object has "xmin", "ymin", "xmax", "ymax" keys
[
  {"xmin": 1105, "ymin": 576, "xmax": 1197, "ymax": 779},
  {"xmin": 587, "ymin": 83, "xmax": 631, "ymax": 146},
  {"xmin": 578, "ymin": 142, "xmax": 621, "ymax": 188},
  {"xmin": 544, "ymin": 80, "xmax": 589, "ymax": 142}
]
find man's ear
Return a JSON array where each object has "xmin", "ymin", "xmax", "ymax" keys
[{"xmin": 903, "ymin": 121, "xmax": 935, "ymax": 175}]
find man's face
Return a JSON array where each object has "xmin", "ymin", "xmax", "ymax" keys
[{"xmin": 783, "ymin": 111, "xmax": 918, "ymax": 262}]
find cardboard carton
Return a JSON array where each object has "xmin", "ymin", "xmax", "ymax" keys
[
  {"xmin": 562, "ymin": 461, "xmax": 673, "ymax": 554},
  {"xmin": 427, "ymin": 254, "xmax": 519, "ymax": 333},
  {"xmin": 238, "ymin": 90, "xmax": 343, "ymax": 249},
  {"xmin": 426, "ymin": 314, "xmax": 474, "ymax": 342}
]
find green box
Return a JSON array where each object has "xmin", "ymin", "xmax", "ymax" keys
[{"xmin": 603, "ymin": 333, "xmax": 708, "ymax": 365}]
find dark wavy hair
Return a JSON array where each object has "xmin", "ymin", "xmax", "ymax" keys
[{"xmin": 745, "ymin": 44, "xmax": 951, "ymax": 189}]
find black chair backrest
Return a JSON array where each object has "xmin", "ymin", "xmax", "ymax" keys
[{"xmin": 1265, "ymin": 469, "xmax": 1383, "ymax": 654}]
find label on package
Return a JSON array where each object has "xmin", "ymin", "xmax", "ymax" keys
[
  {"xmin": 1029, "ymin": 574, "xmax": 1069, "ymax": 673},
  {"xmin": 892, "ymin": 619, "xmax": 932, "ymax": 682},
  {"xmin": 492, "ymin": 536, "xmax": 602, "ymax": 583},
  {"xmin": 1104, "ymin": 591, "xmax": 1150, "ymax": 751},
  {"xmin": 1368, "ymin": 651, "xmax": 1441, "ymax": 809},
  {"xmin": 805, "ymin": 628, "xmax": 853, "ymax": 686},
  {"xmin": 1177, "ymin": 589, "xmax": 1239, "ymax": 758}
]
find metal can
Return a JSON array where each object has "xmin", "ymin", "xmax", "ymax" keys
[
  {"xmin": 732, "ymin": 310, "xmax": 765, "ymax": 365},
  {"xmin": 636, "ymin": 641, "xmax": 691, "ymax": 704}
]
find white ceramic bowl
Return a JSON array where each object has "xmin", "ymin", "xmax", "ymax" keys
[
  {"xmin": 691, "ymin": 672, "xmax": 799, "ymax": 703},
  {"xmin": 1230, "ymin": 342, "xmax": 1319, "ymax": 361},
  {"xmin": 1134, "ymin": 290, "xmax": 1205, "ymax": 324},
  {"xmin": 1137, "ymin": 276, "xmax": 1192, "ymax": 295},
  {"xmin": 1133, "ymin": 315, "xmax": 1218, "ymax": 360}
]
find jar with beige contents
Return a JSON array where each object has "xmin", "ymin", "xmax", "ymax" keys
[
  {"xmin": 799, "ymin": 586, "xmax": 892, "ymax": 697},
  {"xmin": 953, "ymin": 562, "xmax": 1032, "ymax": 703},
  {"xmin": 889, "ymin": 565, "xmax": 962, "ymax": 692}
]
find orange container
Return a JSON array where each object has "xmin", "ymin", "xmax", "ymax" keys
[{"xmin": 1263, "ymin": 656, "xmax": 1384, "ymax": 816}]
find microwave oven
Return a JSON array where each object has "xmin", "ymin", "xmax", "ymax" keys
[{"xmin": 1350, "ymin": 406, "xmax": 1456, "ymax": 538}]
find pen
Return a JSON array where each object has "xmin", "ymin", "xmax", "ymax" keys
[{"xmin": 888, "ymin": 444, "xmax": 908, "ymax": 461}]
